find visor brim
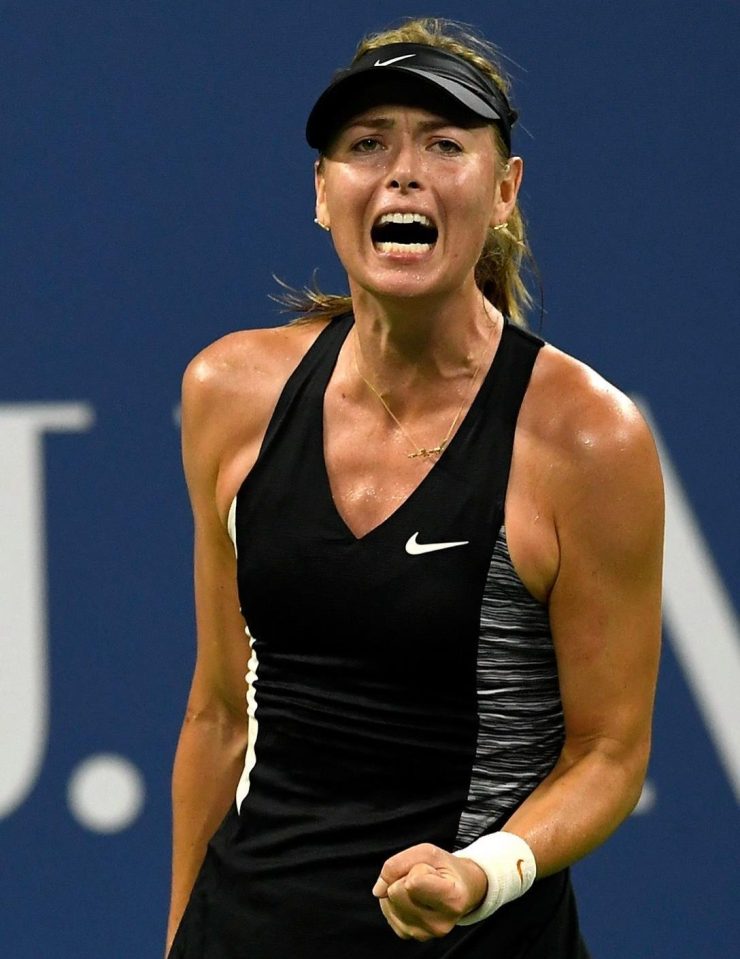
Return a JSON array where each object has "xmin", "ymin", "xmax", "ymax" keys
[{"xmin": 306, "ymin": 66, "xmax": 504, "ymax": 152}]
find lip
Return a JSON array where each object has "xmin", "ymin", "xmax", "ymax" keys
[{"xmin": 373, "ymin": 243, "xmax": 437, "ymax": 263}]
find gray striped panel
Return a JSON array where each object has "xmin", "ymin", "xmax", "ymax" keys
[{"xmin": 454, "ymin": 527, "xmax": 565, "ymax": 848}]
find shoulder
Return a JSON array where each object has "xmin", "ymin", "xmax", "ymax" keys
[
  {"xmin": 527, "ymin": 341, "xmax": 658, "ymax": 469},
  {"xmin": 180, "ymin": 319, "xmax": 329, "ymax": 507},
  {"xmin": 182, "ymin": 319, "xmax": 328, "ymax": 438},
  {"xmin": 183, "ymin": 320, "xmax": 327, "ymax": 410},
  {"xmin": 525, "ymin": 342, "xmax": 663, "ymax": 543}
]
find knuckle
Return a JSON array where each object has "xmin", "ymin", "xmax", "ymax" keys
[
  {"xmin": 386, "ymin": 882, "xmax": 402, "ymax": 904},
  {"xmin": 404, "ymin": 869, "xmax": 422, "ymax": 889}
]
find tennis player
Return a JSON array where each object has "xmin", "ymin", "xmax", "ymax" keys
[{"xmin": 166, "ymin": 18, "xmax": 663, "ymax": 958}]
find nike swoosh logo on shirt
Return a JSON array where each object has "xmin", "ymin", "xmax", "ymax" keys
[
  {"xmin": 405, "ymin": 532, "xmax": 470, "ymax": 555},
  {"xmin": 374, "ymin": 54, "xmax": 417, "ymax": 67}
]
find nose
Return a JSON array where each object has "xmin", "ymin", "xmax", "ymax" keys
[
  {"xmin": 387, "ymin": 142, "xmax": 422, "ymax": 193},
  {"xmin": 389, "ymin": 174, "xmax": 421, "ymax": 191}
]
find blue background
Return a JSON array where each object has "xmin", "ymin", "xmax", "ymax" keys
[{"xmin": 2, "ymin": 1, "xmax": 738, "ymax": 955}]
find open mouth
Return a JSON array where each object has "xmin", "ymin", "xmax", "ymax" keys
[{"xmin": 371, "ymin": 212, "xmax": 438, "ymax": 254}]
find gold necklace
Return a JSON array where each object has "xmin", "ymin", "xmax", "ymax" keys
[{"xmin": 351, "ymin": 319, "xmax": 496, "ymax": 460}]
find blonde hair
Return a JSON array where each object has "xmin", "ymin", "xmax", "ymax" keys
[{"xmin": 282, "ymin": 17, "xmax": 535, "ymax": 327}]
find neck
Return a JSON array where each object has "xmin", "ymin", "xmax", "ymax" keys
[{"xmin": 348, "ymin": 279, "xmax": 501, "ymax": 392}]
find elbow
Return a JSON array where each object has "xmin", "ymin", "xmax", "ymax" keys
[
  {"xmin": 179, "ymin": 704, "xmax": 249, "ymax": 764},
  {"xmin": 562, "ymin": 730, "xmax": 652, "ymax": 817},
  {"xmin": 182, "ymin": 692, "xmax": 248, "ymax": 741},
  {"xmin": 622, "ymin": 737, "xmax": 652, "ymax": 814},
  {"xmin": 603, "ymin": 735, "xmax": 652, "ymax": 822}
]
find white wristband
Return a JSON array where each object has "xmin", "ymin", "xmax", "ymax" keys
[{"xmin": 452, "ymin": 831, "xmax": 537, "ymax": 925}]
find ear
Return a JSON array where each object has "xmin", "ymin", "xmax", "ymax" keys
[
  {"xmin": 314, "ymin": 159, "xmax": 330, "ymax": 231},
  {"xmin": 490, "ymin": 156, "xmax": 524, "ymax": 228}
]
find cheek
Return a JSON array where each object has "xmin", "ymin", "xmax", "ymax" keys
[
  {"xmin": 434, "ymin": 155, "xmax": 495, "ymax": 214},
  {"xmin": 452, "ymin": 166, "xmax": 497, "ymax": 218},
  {"xmin": 323, "ymin": 166, "xmax": 377, "ymax": 219}
]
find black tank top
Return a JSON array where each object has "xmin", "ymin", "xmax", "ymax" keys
[{"xmin": 169, "ymin": 314, "xmax": 590, "ymax": 959}]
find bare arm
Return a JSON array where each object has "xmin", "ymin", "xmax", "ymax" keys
[
  {"xmin": 166, "ymin": 525, "xmax": 250, "ymax": 951},
  {"xmin": 165, "ymin": 356, "xmax": 253, "ymax": 953},
  {"xmin": 374, "ymin": 385, "xmax": 664, "ymax": 940},
  {"xmin": 502, "ymin": 397, "xmax": 664, "ymax": 871},
  {"xmin": 165, "ymin": 323, "xmax": 324, "ymax": 954}
]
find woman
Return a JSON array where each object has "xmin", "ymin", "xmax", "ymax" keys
[{"xmin": 166, "ymin": 18, "xmax": 663, "ymax": 958}]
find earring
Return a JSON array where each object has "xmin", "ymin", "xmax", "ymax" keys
[
  {"xmin": 314, "ymin": 217, "xmax": 330, "ymax": 232},
  {"xmin": 492, "ymin": 222, "xmax": 509, "ymax": 232}
]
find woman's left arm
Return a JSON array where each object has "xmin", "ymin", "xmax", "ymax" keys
[
  {"xmin": 373, "ymin": 395, "xmax": 664, "ymax": 941},
  {"xmin": 502, "ymin": 397, "xmax": 664, "ymax": 872}
]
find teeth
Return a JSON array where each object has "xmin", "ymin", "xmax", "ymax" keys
[
  {"xmin": 378, "ymin": 212, "xmax": 433, "ymax": 227},
  {"xmin": 376, "ymin": 241, "xmax": 433, "ymax": 254}
]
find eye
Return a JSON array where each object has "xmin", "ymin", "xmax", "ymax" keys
[
  {"xmin": 431, "ymin": 138, "xmax": 463, "ymax": 155},
  {"xmin": 351, "ymin": 137, "xmax": 384, "ymax": 153}
]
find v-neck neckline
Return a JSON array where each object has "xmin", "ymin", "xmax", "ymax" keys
[{"xmin": 320, "ymin": 316, "xmax": 510, "ymax": 544}]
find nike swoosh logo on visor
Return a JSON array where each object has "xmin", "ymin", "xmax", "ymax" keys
[
  {"xmin": 405, "ymin": 532, "xmax": 469, "ymax": 555},
  {"xmin": 374, "ymin": 54, "xmax": 417, "ymax": 67}
]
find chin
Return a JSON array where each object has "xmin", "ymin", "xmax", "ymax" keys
[{"xmin": 364, "ymin": 280, "xmax": 457, "ymax": 306}]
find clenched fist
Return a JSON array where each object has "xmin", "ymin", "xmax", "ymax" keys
[{"xmin": 372, "ymin": 843, "xmax": 487, "ymax": 941}]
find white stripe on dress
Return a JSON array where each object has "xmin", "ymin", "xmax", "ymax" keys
[{"xmin": 236, "ymin": 640, "xmax": 260, "ymax": 812}]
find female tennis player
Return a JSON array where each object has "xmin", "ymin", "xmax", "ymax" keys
[{"xmin": 165, "ymin": 18, "xmax": 663, "ymax": 958}]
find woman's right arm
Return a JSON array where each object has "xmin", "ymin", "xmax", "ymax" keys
[
  {"xmin": 165, "ymin": 349, "xmax": 255, "ymax": 954},
  {"xmin": 165, "ymin": 322, "xmax": 326, "ymax": 954}
]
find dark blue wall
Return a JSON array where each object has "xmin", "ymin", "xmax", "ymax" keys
[{"xmin": 2, "ymin": 2, "xmax": 738, "ymax": 955}]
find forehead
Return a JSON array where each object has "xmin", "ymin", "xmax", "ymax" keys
[{"xmin": 342, "ymin": 102, "xmax": 485, "ymax": 130}]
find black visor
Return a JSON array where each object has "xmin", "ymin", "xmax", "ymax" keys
[{"xmin": 306, "ymin": 43, "xmax": 518, "ymax": 154}]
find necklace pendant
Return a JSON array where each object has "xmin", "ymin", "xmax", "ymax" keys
[{"xmin": 407, "ymin": 443, "xmax": 445, "ymax": 460}]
